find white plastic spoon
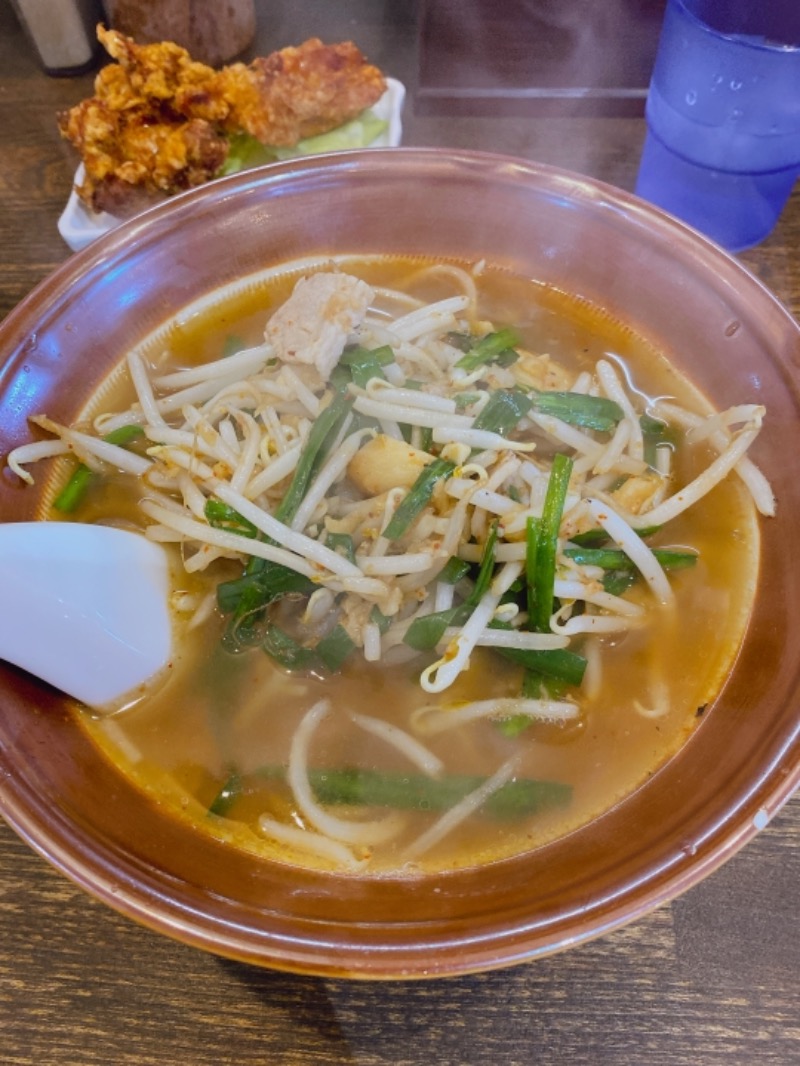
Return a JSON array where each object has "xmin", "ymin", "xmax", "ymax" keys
[{"xmin": 0, "ymin": 522, "xmax": 172, "ymax": 710}]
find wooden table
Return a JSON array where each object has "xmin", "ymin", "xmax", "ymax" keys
[{"xmin": 1, "ymin": 4, "xmax": 798, "ymax": 1063}]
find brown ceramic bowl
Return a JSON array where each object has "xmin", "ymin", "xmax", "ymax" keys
[{"xmin": 1, "ymin": 149, "xmax": 798, "ymax": 979}]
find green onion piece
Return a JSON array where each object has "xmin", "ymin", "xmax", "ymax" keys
[
  {"xmin": 455, "ymin": 328, "xmax": 520, "ymax": 372},
  {"xmin": 275, "ymin": 390, "xmax": 354, "ymax": 524},
  {"xmin": 262, "ymin": 625, "xmax": 317, "ymax": 671},
  {"xmin": 316, "ymin": 625, "xmax": 356, "ymax": 672},
  {"xmin": 439, "ymin": 556, "xmax": 471, "ymax": 585},
  {"xmin": 525, "ymin": 515, "xmax": 542, "ymax": 622},
  {"xmin": 205, "ymin": 499, "xmax": 259, "ymax": 538},
  {"xmin": 382, "ymin": 457, "xmax": 455, "ymax": 541},
  {"xmin": 531, "ymin": 453, "xmax": 573, "ymax": 632},
  {"xmin": 271, "ymin": 766, "xmax": 572, "ymax": 820},
  {"xmin": 471, "ymin": 388, "xmax": 533, "ymax": 437},
  {"xmin": 53, "ymin": 424, "xmax": 145, "ymax": 513},
  {"xmin": 530, "ymin": 391, "xmax": 624, "ymax": 432}
]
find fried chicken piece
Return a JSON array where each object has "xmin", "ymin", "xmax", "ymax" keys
[
  {"xmin": 215, "ymin": 38, "xmax": 387, "ymax": 146},
  {"xmin": 95, "ymin": 26, "xmax": 228, "ymax": 123},
  {"xmin": 60, "ymin": 95, "xmax": 228, "ymax": 216},
  {"xmin": 59, "ymin": 27, "xmax": 387, "ymax": 218}
]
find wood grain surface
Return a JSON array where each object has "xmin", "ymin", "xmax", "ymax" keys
[{"xmin": 0, "ymin": 3, "xmax": 798, "ymax": 1064}]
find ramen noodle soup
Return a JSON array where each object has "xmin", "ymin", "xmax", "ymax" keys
[{"xmin": 7, "ymin": 257, "xmax": 773, "ymax": 875}]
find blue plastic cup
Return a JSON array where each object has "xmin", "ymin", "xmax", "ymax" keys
[{"xmin": 635, "ymin": 0, "xmax": 800, "ymax": 251}]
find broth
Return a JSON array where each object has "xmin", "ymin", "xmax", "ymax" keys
[{"xmin": 56, "ymin": 256, "xmax": 760, "ymax": 875}]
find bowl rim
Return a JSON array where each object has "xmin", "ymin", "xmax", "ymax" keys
[{"xmin": 1, "ymin": 147, "xmax": 799, "ymax": 979}]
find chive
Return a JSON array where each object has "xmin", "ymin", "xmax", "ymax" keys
[
  {"xmin": 53, "ymin": 424, "xmax": 145, "ymax": 513},
  {"xmin": 404, "ymin": 527, "xmax": 496, "ymax": 650},
  {"xmin": 275, "ymin": 390, "xmax": 354, "ymax": 524},
  {"xmin": 494, "ymin": 715, "xmax": 531, "ymax": 739},
  {"xmin": 454, "ymin": 391, "xmax": 484, "ymax": 409},
  {"xmin": 525, "ymin": 515, "xmax": 542, "ymax": 622},
  {"xmin": 222, "ymin": 334, "xmax": 247, "ymax": 358},
  {"xmin": 471, "ymin": 387, "xmax": 533, "ymax": 437},
  {"xmin": 103, "ymin": 425, "xmax": 147, "ymax": 447},
  {"xmin": 563, "ymin": 546, "xmax": 698, "ymax": 571},
  {"xmin": 329, "ymin": 364, "xmax": 351, "ymax": 392},
  {"xmin": 339, "ymin": 344, "xmax": 395, "ymax": 388},
  {"xmin": 263, "ymin": 766, "xmax": 572, "ymax": 820},
  {"xmin": 208, "ymin": 771, "xmax": 242, "ymax": 817},
  {"xmin": 531, "ymin": 453, "xmax": 573, "ymax": 632},
  {"xmin": 53, "ymin": 465, "xmax": 94, "ymax": 513},
  {"xmin": 439, "ymin": 556, "xmax": 471, "ymax": 585},
  {"xmin": 471, "ymin": 521, "xmax": 499, "ymax": 604},
  {"xmin": 316, "ymin": 624, "xmax": 356, "ymax": 672},
  {"xmin": 445, "ymin": 332, "xmax": 473, "ymax": 352},
  {"xmin": 340, "ymin": 344, "xmax": 394, "ymax": 368},
  {"xmin": 493, "ymin": 641, "xmax": 587, "ymax": 687},
  {"xmin": 205, "ymin": 499, "xmax": 259, "ymax": 538},
  {"xmin": 603, "ymin": 570, "xmax": 637, "ymax": 596},
  {"xmin": 382, "ymin": 457, "xmax": 455, "ymax": 541},
  {"xmin": 217, "ymin": 561, "xmax": 316, "ymax": 652},
  {"xmin": 216, "ymin": 561, "xmax": 315, "ymax": 615},
  {"xmin": 324, "ymin": 531, "xmax": 356, "ymax": 563},
  {"xmin": 455, "ymin": 328, "xmax": 520, "ymax": 372},
  {"xmin": 417, "ymin": 426, "xmax": 434, "ymax": 453},
  {"xmin": 568, "ymin": 528, "xmax": 610, "ymax": 548},
  {"xmin": 222, "ymin": 589, "xmax": 272, "ymax": 650},
  {"xmin": 641, "ymin": 412, "xmax": 677, "ymax": 466},
  {"xmin": 496, "ymin": 669, "xmax": 571, "ymax": 737},
  {"xmin": 262, "ymin": 625, "xmax": 317, "ymax": 670},
  {"xmin": 530, "ymin": 391, "xmax": 624, "ymax": 432},
  {"xmin": 403, "ymin": 604, "xmax": 472, "ymax": 651},
  {"xmin": 370, "ymin": 605, "xmax": 392, "ymax": 634}
]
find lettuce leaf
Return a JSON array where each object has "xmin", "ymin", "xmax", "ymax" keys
[{"xmin": 219, "ymin": 110, "xmax": 388, "ymax": 177}]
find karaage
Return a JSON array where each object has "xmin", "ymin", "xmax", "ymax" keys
[{"xmin": 59, "ymin": 28, "xmax": 387, "ymax": 217}]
